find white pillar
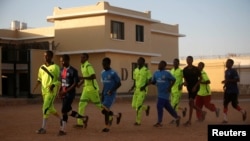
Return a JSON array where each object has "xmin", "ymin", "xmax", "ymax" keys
[{"xmin": 49, "ymin": 41, "xmax": 53, "ymax": 51}]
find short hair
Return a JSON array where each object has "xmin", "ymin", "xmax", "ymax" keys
[
  {"xmin": 160, "ymin": 60, "xmax": 167, "ymax": 66},
  {"xmin": 103, "ymin": 57, "xmax": 111, "ymax": 64},
  {"xmin": 199, "ymin": 62, "xmax": 205, "ymax": 67},
  {"xmin": 82, "ymin": 53, "xmax": 89, "ymax": 59},
  {"xmin": 227, "ymin": 59, "xmax": 234, "ymax": 65},
  {"xmin": 62, "ymin": 54, "xmax": 70, "ymax": 61},
  {"xmin": 174, "ymin": 58, "xmax": 180, "ymax": 63},
  {"xmin": 46, "ymin": 50, "xmax": 53, "ymax": 57},
  {"xmin": 138, "ymin": 57, "xmax": 145, "ymax": 63},
  {"xmin": 187, "ymin": 56, "xmax": 193, "ymax": 60}
]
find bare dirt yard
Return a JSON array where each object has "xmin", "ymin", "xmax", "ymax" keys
[{"xmin": 0, "ymin": 94, "xmax": 249, "ymax": 141}]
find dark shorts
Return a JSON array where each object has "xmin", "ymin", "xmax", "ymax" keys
[
  {"xmin": 61, "ymin": 93, "xmax": 75, "ymax": 113},
  {"xmin": 223, "ymin": 92, "xmax": 239, "ymax": 107},
  {"xmin": 187, "ymin": 86, "xmax": 199, "ymax": 99}
]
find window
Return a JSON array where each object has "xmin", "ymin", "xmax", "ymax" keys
[
  {"xmin": 1, "ymin": 48, "xmax": 30, "ymax": 63},
  {"xmin": 18, "ymin": 49, "xmax": 29, "ymax": 62},
  {"xmin": 1, "ymin": 41, "xmax": 49, "ymax": 63},
  {"xmin": 111, "ymin": 21, "xmax": 124, "ymax": 40},
  {"xmin": 136, "ymin": 25, "xmax": 144, "ymax": 42},
  {"xmin": 2, "ymin": 48, "xmax": 15, "ymax": 62}
]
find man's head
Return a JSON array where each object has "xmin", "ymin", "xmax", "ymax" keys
[
  {"xmin": 137, "ymin": 57, "xmax": 145, "ymax": 68},
  {"xmin": 186, "ymin": 56, "xmax": 193, "ymax": 66},
  {"xmin": 226, "ymin": 59, "xmax": 234, "ymax": 69},
  {"xmin": 44, "ymin": 50, "xmax": 53, "ymax": 63},
  {"xmin": 198, "ymin": 62, "xmax": 205, "ymax": 71},
  {"xmin": 173, "ymin": 58, "xmax": 180, "ymax": 68},
  {"xmin": 158, "ymin": 60, "xmax": 167, "ymax": 70},
  {"xmin": 102, "ymin": 57, "xmax": 111, "ymax": 70},
  {"xmin": 60, "ymin": 54, "xmax": 70, "ymax": 68},
  {"xmin": 81, "ymin": 53, "xmax": 89, "ymax": 64}
]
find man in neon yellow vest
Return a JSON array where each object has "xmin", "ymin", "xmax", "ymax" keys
[
  {"xmin": 33, "ymin": 50, "xmax": 61, "ymax": 134},
  {"xmin": 129, "ymin": 57, "xmax": 151, "ymax": 126},
  {"xmin": 170, "ymin": 58, "xmax": 187, "ymax": 124},
  {"xmin": 75, "ymin": 53, "xmax": 102, "ymax": 128}
]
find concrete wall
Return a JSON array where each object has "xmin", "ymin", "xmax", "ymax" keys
[
  {"xmin": 30, "ymin": 49, "xmax": 47, "ymax": 95},
  {"xmin": 53, "ymin": 52, "xmax": 157, "ymax": 96},
  {"xmin": 5, "ymin": 1, "xmax": 237, "ymax": 97},
  {"xmin": 180, "ymin": 57, "xmax": 250, "ymax": 95},
  {"xmin": 54, "ymin": 16, "xmax": 106, "ymax": 52}
]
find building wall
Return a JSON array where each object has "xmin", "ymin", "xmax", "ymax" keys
[
  {"xmin": 53, "ymin": 52, "xmax": 157, "ymax": 95},
  {"xmin": 105, "ymin": 15, "xmax": 153, "ymax": 53},
  {"xmin": 151, "ymin": 32, "xmax": 179, "ymax": 63},
  {"xmin": 1, "ymin": 3, "xmax": 249, "ymax": 98},
  {"xmin": 54, "ymin": 16, "xmax": 106, "ymax": 52},
  {"xmin": 99, "ymin": 53, "xmax": 154, "ymax": 93},
  {"xmin": 17, "ymin": 27, "xmax": 54, "ymax": 38},
  {"xmin": 239, "ymin": 68, "xmax": 250, "ymax": 84},
  {"xmin": 0, "ymin": 29, "xmax": 18, "ymax": 38},
  {"xmin": 30, "ymin": 49, "xmax": 46, "ymax": 95},
  {"xmin": 51, "ymin": 1, "xmax": 163, "ymax": 55},
  {"xmin": 180, "ymin": 57, "xmax": 250, "ymax": 94},
  {"xmin": 48, "ymin": 1, "xmax": 180, "ymax": 96},
  {"xmin": 30, "ymin": 51, "xmax": 250, "ymax": 96},
  {"xmin": 151, "ymin": 23, "xmax": 181, "ymax": 62},
  {"xmin": 186, "ymin": 59, "xmax": 225, "ymax": 92}
]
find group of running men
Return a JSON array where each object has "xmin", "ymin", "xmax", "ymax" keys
[
  {"xmin": 33, "ymin": 51, "xmax": 122, "ymax": 135},
  {"xmin": 33, "ymin": 50, "xmax": 247, "ymax": 136}
]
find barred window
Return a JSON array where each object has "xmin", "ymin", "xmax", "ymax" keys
[
  {"xmin": 111, "ymin": 21, "xmax": 124, "ymax": 40},
  {"xmin": 136, "ymin": 25, "xmax": 144, "ymax": 42}
]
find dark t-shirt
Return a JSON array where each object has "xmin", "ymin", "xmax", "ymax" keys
[
  {"xmin": 183, "ymin": 65, "xmax": 200, "ymax": 88},
  {"xmin": 224, "ymin": 68, "xmax": 239, "ymax": 94},
  {"xmin": 60, "ymin": 66, "xmax": 79, "ymax": 94}
]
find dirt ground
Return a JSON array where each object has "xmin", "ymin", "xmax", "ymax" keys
[{"xmin": 0, "ymin": 95, "xmax": 249, "ymax": 141}]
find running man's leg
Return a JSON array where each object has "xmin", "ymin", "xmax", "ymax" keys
[
  {"xmin": 134, "ymin": 91, "xmax": 148, "ymax": 125},
  {"xmin": 230, "ymin": 93, "xmax": 247, "ymax": 121},
  {"xmin": 195, "ymin": 95, "xmax": 204, "ymax": 121},
  {"xmin": 164, "ymin": 100, "xmax": 181, "ymax": 127},
  {"xmin": 37, "ymin": 93, "xmax": 58, "ymax": 134},
  {"xmin": 77, "ymin": 90, "xmax": 89, "ymax": 126},
  {"xmin": 156, "ymin": 98, "xmax": 165, "ymax": 124}
]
